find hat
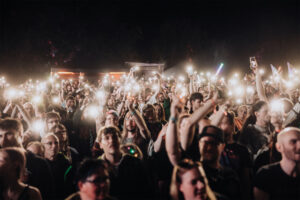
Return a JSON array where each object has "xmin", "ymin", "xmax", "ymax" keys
[{"xmin": 198, "ymin": 125, "xmax": 225, "ymax": 143}]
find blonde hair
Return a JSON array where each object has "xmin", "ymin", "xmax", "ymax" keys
[{"xmin": 170, "ymin": 159, "xmax": 216, "ymax": 200}]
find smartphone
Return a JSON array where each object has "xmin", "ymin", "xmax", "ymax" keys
[{"xmin": 249, "ymin": 57, "xmax": 258, "ymax": 70}]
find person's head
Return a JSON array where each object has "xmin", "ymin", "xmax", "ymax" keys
[
  {"xmin": 270, "ymin": 111, "xmax": 283, "ymax": 129},
  {"xmin": 237, "ymin": 105, "xmax": 248, "ymax": 121},
  {"xmin": 170, "ymin": 159, "xmax": 215, "ymax": 200},
  {"xmin": 66, "ymin": 95, "xmax": 76, "ymax": 111},
  {"xmin": 23, "ymin": 102, "xmax": 35, "ymax": 118},
  {"xmin": 154, "ymin": 103, "xmax": 165, "ymax": 121},
  {"xmin": 26, "ymin": 141, "xmax": 45, "ymax": 157},
  {"xmin": 157, "ymin": 92, "xmax": 164, "ymax": 103},
  {"xmin": 50, "ymin": 124, "xmax": 68, "ymax": 152},
  {"xmin": 124, "ymin": 111, "xmax": 137, "ymax": 132},
  {"xmin": 198, "ymin": 126, "xmax": 225, "ymax": 165},
  {"xmin": 246, "ymin": 100, "xmax": 270, "ymax": 126},
  {"xmin": 219, "ymin": 112, "xmax": 235, "ymax": 142},
  {"xmin": 190, "ymin": 93, "xmax": 204, "ymax": 111},
  {"xmin": 105, "ymin": 110, "xmax": 119, "ymax": 127},
  {"xmin": 0, "ymin": 118, "xmax": 23, "ymax": 148},
  {"xmin": 41, "ymin": 133, "xmax": 59, "ymax": 161},
  {"xmin": 97, "ymin": 126, "xmax": 121, "ymax": 156},
  {"xmin": 0, "ymin": 147, "xmax": 26, "ymax": 181},
  {"xmin": 276, "ymin": 127, "xmax": 300, "ymax": 163},
  {"xmin": 77, "ymin": 159, "xmax": 110, "ymax": 200},
  {"xmin": 142, "ymin": 104, "xmax": 156, "ymax": 122},
  {"xmin": 45, "ymin": 112, "xmax": 61, "ymax": 131}
]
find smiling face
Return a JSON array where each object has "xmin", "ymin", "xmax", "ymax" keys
[
  {"xmin": 42, "ymin": 135, "xmax": 59, "ymax": 161},
  {"xmin": 277, "ymin": 130, "xmax": 300, "ymax": 163},
  {"xmin": 179, "ymin": 167, "xmax": 207, "ymax": 200}
]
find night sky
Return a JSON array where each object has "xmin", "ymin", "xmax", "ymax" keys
[{"xmin": 0, "ymin": 0, "xmax": 299, "ymax": 82}]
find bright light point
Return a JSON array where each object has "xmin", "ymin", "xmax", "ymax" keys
[
  {"xmin": 52, "ymin": 96, "xmax": 59, "ymax": 104},
  {"xmin": 235, "ymin": 86, "xmax": 244, "ymax": 96},
  {"xmin": 49, "ymin": 77, "xmax": 54, "ymax": 83},
  {"xmin": 228, "ymin": 91, "xmax": 233, "ymax": 96},
  {"xmin": 259, "ymin": 69, "xmax": 265, "ymax": 75},
  {"xmin": 84, "ymin": 84, "xmax": 89, "ymax": 88},
  {"xmin": 55, "ymin": 83, "xmax": 60, "ymax": 88},
  {"xmin": 234, "ymin": 73, "xmax": 239, "ymax": 77},
  {"xmin": 229, "ymin": 79, "xmax": 238, "ymax": 85},
  {"xmin": 32, "ymin": 96, "xmax": 42, "ymax": 104},
  {"xmin": 236, "ymin": 99, "xmax": 242, "ymax": 104},
  {"xmin": 124, "ymin": 85, "xmax": 131, "ymax": 91},
  {"xmin": 200, "ymin": 72, "xmax": 204, "ymax": 76},
  {"xmin": 246, "ymin": 86, "xmax": 254, "ymax": 94},
  {"xmin": 186, "ymin": 65, "xmax": 193, "ymax": 75},
  {"xmin": 79, "ymin": 76, "xmax": 84, "ymax": 80},
  {"xmin": 5, "ymin": 88, "xmax": 17, "ymax": 99},
  {"xmin": 32, "ymin": 120, "xmax": 45, "ymax": 133},
  {"xmin": 96, "ymin": 90, "xmax": 105, "ymax": 99},
  {"xmin": 84, "ymin": 105, "xmax": 99, "ymax": 119},
  {"xmin": 206, "ymin": 72, "xmax": 211, "ymax": 77},
  {"xmin": 285, "ymin": 81, "xmax": 293, "ymax": 88},
  {"xmin": 274, "ymin": 76, "xmax": 280, "ymax": 82},
  {"xmin": 270, "ymin": 99, "xmax": 284, "ymax": 113},
  {"xmin": 178, "ymin": 76, "xmax": 185, "ymax": 82},
  {"xmin": 152, "ymin": 85, "xmax": 159, "ymax": 91}
]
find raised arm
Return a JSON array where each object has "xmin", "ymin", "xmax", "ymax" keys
[
  {"xmin": 255, "ymin": 69, "xmax": 268, "ymax": 102},
  {"xmin": 128, "ymin": 100, "xmax": 151, "ymax": 140},
  {"xmin": 153, "ymin": 123, "xmax": 168, "ymax": 153},
  {"xmin": 180, "ymin": 93, "xmax": 218, "ymax": 150},
  {"xmin": 165, "ymin": 96, "xmax": 182, "ymax": 166}
]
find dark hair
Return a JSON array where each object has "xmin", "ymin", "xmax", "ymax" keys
[
  {"xmin": 76, "ymin": 159, "xmax": 108, "ymax": 182},
  {"xmin": 46, "ymin": 111, "xmax": 61, "ymax": 122},
  {"xmin": 97, "ymin": 126, "xmax": 121, "ymax": 142},
  {"xmin": 225, "ymin": 111, "xmax": 235, "ymax": 125},
  {"xmin": 0, "ymin": 118, "xmax": 23, "ymax": 136},
  {"xmin": 242, "ymin": 100, "xmax": 267, "ymax": 130},
  {"xmin": 189, "ymin": 92, "xmax": 203, "ymax": 103}
]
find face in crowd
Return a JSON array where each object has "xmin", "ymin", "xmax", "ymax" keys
[
  {"xmin": 46, "ymin": 117, "xmax": 60, "ymax": 132},
  {"xmin": 276, "ymin": 128, "xmax": 300, "ymax": 163},
  {"xmin": 198, "ymin": 127, "xmax": 225, "ymax": 164},
  {"xmin": 105, "ymin": 113, "xmax": 119, "ymax": 127},
  {"xmin": 98, "ymin": 128, "xmax": 121, "ymax": 155},
  {"xmin": 42, "ymin": 134, "xmax": 59, "ymax": 161},
  {"xmin": 0, "ymin": 128, "xmax": 22, "ymax": 148},
  {"xmin": 255, "ymin": 104, "xmax": 270, "ymax": 125},
  {"xmin": 179, "ymin": 167, "xmax": 207, "ymax": 200},
  {"xmin": 124, "ymin": 112, "xmax": 137, "ymax": 132}
]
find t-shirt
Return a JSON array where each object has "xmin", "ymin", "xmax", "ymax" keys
[
  {"xmin": 254, "ymin": 162, "xmax": 300, "ymax": 200},
  {"xmin": 100, "ymin": 154, "xmax": 150, "ymax": 200},
  {"xmin": 203, "ymin": 163, "xmax": 241, "ymax": 200},
  {"xmin": 220, "ymin": 142, "xmax": 253, "ymax": 176}
]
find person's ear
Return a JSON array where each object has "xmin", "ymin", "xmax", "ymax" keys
[
  {"xmin": 254, "ymin": 111, "xmax": 259, "ymax": 118},
  {"xmin": 78, "ymin": 181, "xmax": 83, "ymax": 190},
  {"xmin": 219, "ymin": 143, "xmax": 226, "ymax": 152},
  {"xmin": 275, "ymin": 142, "xmax": 282, "ymax": 153}
]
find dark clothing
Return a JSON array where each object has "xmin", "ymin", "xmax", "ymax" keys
[
  {"xmin": 254, "ymin": 162, "xmax": 300, "ymax": 200},
  {"xmin": 253, "ymin": 147, "xmax": 281, "ymax": 173},
  {"xmin": 25, "ymin": 151, "xmax": 54, "ymax": 200},
  {"xmin": 100, "ymin": 154, "xmax": 150, "ymax": 200},
  {"xmin": 46, "ymin": 153, "xmax": 71, "ymax": 200},
  {"xmin": 203, "ymin": 163, "xmax": 241, "ymax": 200},
  {"xmin": 18, "ymin": 185, "xmax": 30, "ymax": 200},
  {"xmin": 66, "ymin": 192, "xmax": 117, "ymax": 200},
  {"xmin": 146, "ymin": 121, "xmax": 162, "ymax": 141},
  {"xmin": 239, "ymin": 124, "xmax": 270, "ymax": 156},
  {"xmin": 220, "ymin": 142, "xmax": 253, "ymax": 176}
]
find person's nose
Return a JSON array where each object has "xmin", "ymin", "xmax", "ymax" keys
[{"xmin": 196, "ymin": 180, "xmax": 205, "ymax": 190}]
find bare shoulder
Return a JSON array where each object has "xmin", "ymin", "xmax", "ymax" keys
[{"xmin": 28, "ymin": 185, "xmax": 42, "ymax": 200}]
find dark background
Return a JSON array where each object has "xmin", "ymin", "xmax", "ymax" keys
[{"xmin": 0, "ymin": 0, "xmax": 299, "ymax": 83}]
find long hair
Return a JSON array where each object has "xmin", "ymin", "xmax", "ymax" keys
[
  {"xmin": 242, "ymin": 100, "xmax": 267, "ymax": 131},
  {"xmin": 122, "ymin": 110, "xmax": 148, "ymax": 145},
  {"xmin": 153, "ymin": 103, "xmax": 166, "ymax": 122},
  {"xmin": 170, "ymin": 159, "xmax": 216, "ymax": 200}
]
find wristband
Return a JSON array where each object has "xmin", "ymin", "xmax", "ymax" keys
[{"xmin": 170, "ymin": 116, "xmax": 177, "ymax": 123}]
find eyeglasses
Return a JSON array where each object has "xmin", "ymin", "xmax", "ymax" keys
[{"xmin": 85, "ymin": 176, "xmax": 109, "ymax": 184}]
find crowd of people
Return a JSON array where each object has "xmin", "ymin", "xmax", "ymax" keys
[{"xmin": 0, "ymin": 62, "xmax": 299, "ymax": 200}]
